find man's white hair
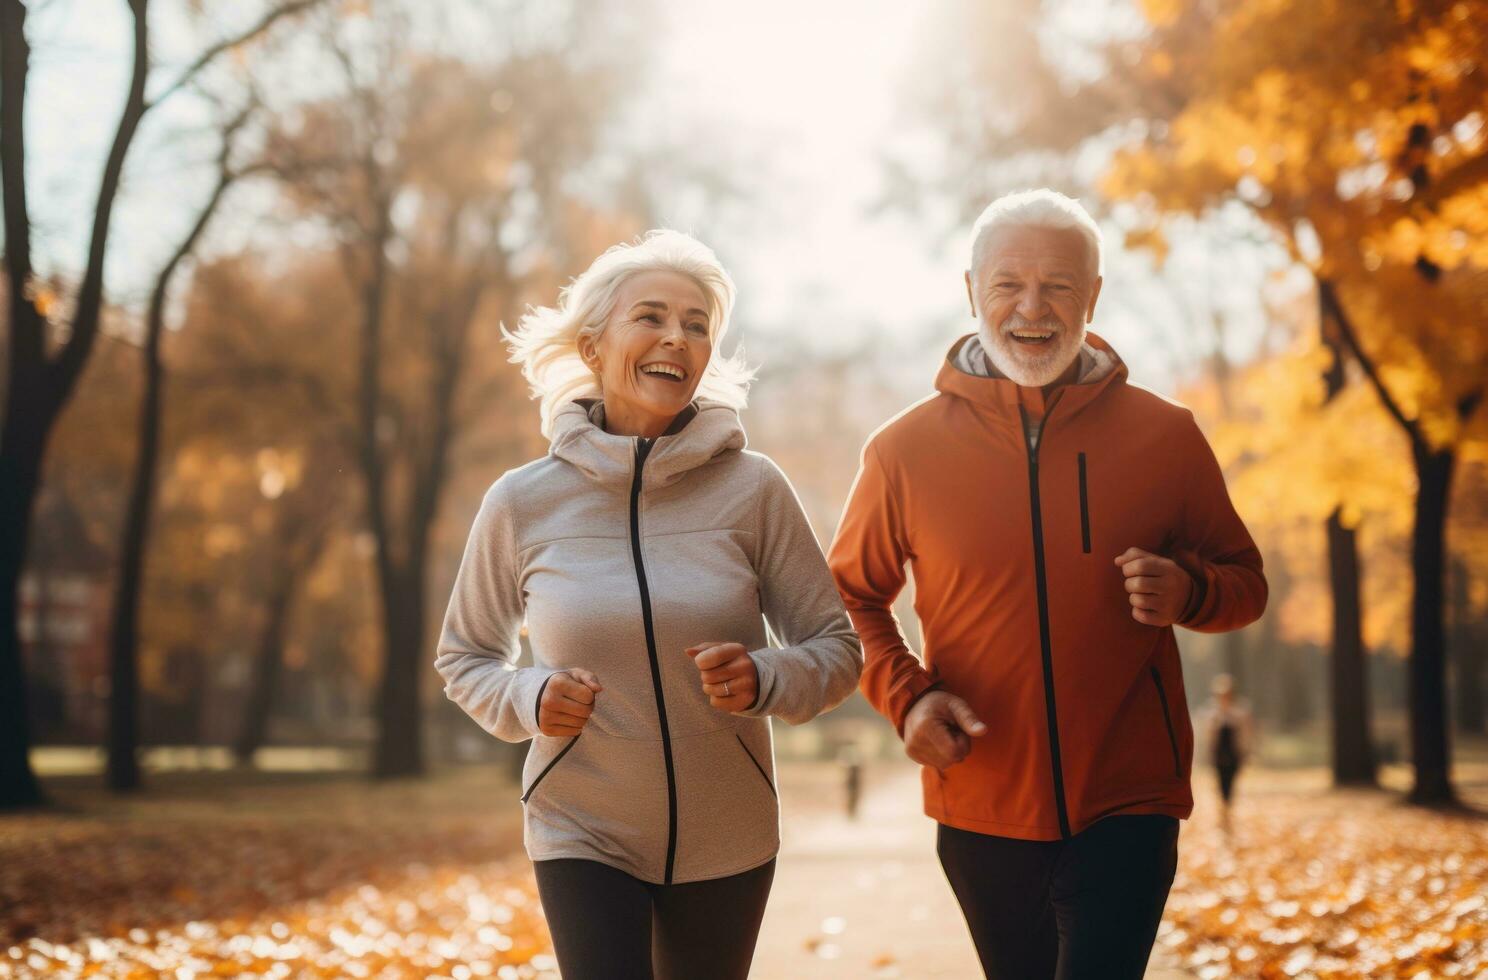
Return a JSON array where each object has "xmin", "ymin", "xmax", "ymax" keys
[
  {"xmin": 505, "ymin": 229, "xmax": 753, "ymax": 437},
  {"xmin": 968, "ymin": 189, "xmax": 1104, "ymax": 278}
]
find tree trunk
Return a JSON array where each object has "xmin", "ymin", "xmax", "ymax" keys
[
  {"xmin": 1327, "ymin": 508, "xmax": 1376, "ymax": 784},
  {"xmin": 1319, "ymin": 292, "xmax": 1375, "ymax": 786},
  {"xmin": 0, "ymin": 442, "xmax": 44, "ymax": 807},
  {"xmin": 372, "ymin": 564, "xmax": 426, "ymax": 777},
  {"xmin": 233, "ymin": 570, "xmax": 298, "ymax": 766},
  {"xmin": 2, "ymin": 0, "xmax": 151, "ymax": 809},
  {"xmin": 1407, "ymin": 447, "xmax": 1457, "ymax": 804},
  {"xmin": 106, "ymin": 155, "xmax": 234, "ymax": 793}
]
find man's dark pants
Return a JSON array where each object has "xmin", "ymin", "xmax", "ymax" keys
[{"xmin": 937, "ymin": 813, "xmax": 1179, "ymax": 979}]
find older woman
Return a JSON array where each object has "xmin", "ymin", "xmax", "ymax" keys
[{"xmin": 435, "ymin": 230, "xmax": 862, "ymax": 979}]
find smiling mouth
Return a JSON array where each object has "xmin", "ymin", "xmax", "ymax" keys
[
  {"xmin": 639, "ymin": 362, "xmax": 688, "ymax": 383},
  {"xmin": 1007, "ymin": 328, "xmax": 1056, "ymax": 346}
]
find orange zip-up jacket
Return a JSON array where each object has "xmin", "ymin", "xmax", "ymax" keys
[{"xmin": 828, "ymin": 334, "xmax": 1267, "ymax": 841}]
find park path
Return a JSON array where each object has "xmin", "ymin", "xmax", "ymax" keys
[{"xmin": 754, "ymin": 762, "xmax": 1191, "ymax": 979}]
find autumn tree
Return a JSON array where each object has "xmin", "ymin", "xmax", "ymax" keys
[
  {"xmin": 1, "ymin": 0, "xmax": 324, "ymax": 808},
  {"xmin": 166, "ymin": 250, "xmax": 360, "ymax": 764}
]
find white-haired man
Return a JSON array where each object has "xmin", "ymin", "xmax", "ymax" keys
[{"xmin": 830, "ymin": 189, "xmax": 1267, "ymax": 978}]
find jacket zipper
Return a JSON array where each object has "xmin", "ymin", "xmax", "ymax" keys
[
  {"xmin": 520, "ymin": 735, "xmax": 580, "ymax": 803},
  {"xmin": 1150, "ymin": 667, "xmax": 1182, "ymax": 778},
  {"xmin": 630, "ymin": 437, "xmax": 680, "ymax": 883},
  {"xmin": 1023, "ymin": 411, "xmax": 1072, "ymax": 839},
  {"xmin": 1077, "ymin": 451, "xmax": 1091, "ymax": 554}
]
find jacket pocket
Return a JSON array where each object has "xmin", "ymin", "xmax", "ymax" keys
[
  {"xmin": 1149, "ymin": 668, "xmax": 1181, "ymax": 778},
  {"xmin": 1077, "ymin": 452, "xmax": 1092, "ymax": 554},
  {"xmin": 520, "ymin": 734, "xmax": 581, "ymax": 803},
  {"xmin": 735, "ymin": 733, "xmax": 777, "ymax": 798}
]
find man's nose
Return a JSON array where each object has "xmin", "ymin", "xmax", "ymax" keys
[{"xmin": 1016, "ymin": 289, "xmax": 1048, "ymax": 320}]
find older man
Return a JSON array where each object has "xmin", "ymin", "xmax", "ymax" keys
[{"xmin": 829, "ymin": 189, "xmax": 1266, "ymax": 979}]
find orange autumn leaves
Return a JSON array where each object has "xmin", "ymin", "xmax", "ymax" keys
[{"xmin": 1161, "ymin": 771, "xmax": 1488, "ymax": 978}]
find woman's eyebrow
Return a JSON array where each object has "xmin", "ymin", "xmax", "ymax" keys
[{"xmin": 629, "ymin": 300, "xmax": 708, "ymax": 319}]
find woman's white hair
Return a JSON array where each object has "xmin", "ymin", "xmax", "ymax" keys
[
  {"xmin": 969, "ymin": 189, "xmax": 1104, "ymax": 278},
  {"xmin": 505, "ymin": 229, "xmax": 753, "ymax": 437}
]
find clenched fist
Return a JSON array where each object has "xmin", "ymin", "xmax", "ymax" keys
[
  {"xmin": 538, "ymin": 669, "xmax": 603, "ymax": 737},
  {"xmin": 903, "ymin": 690, "xmax": 986, "ymax": 772},
  {"xmin": 1115, "ymin": 547, "xmax": 1196, "ymax": 628},
  {"xmin": 686, "ymin": 642, "xmax": 759, "ymax": 712}
]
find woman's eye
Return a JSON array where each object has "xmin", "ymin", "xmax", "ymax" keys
[
  {"xmin": 686, "ymin": 322, "xmax": 708, "ymax": 335},
  {"xmin": 639, "ymin": 314, "xmax": 661, "ymax": 324}
]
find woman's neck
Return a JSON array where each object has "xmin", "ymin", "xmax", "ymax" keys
[{"xmin": 601, "ymin": 396, "xmax": 674, "ymax": 439}]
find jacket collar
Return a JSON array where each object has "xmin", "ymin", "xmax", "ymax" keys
[
  {"xmin": 549, "ymin": 398, "xmax": 747, "ymax": 489},
  {"xmin": 934, "ymin": 331, "xmax": 1129, "ymax": 422}
]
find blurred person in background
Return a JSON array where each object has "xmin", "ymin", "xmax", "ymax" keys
[
  {"xmin": 830, "ymin": 190, "xmax": 1267, "ymax": 979},
  {"xmin": 1203, "ymin": 673, "xmax": 1254, "ymax": 835},
  {"xmin": 434, "ymin": 231, "xmax": 861, "ymax": 980}
]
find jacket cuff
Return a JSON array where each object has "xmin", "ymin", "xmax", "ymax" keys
[
  {"xmin": 891, "ymin": 672, "xmax": 941, "ymax": 737},
  {"xmin": 735, "ymin": 651, "xmax": 775, "ymax": 717},
  {"xmin": 516, "ymin": 667, "xmax": 563, "ymax": 737},
  {"xmin": 1177, "ymin": 565, "xmax": 1215, "ymax": 628}
]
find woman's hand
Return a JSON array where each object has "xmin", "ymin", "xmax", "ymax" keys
[
  {"xmin": 538, "ymin": 669, "xmax": 603, "ymax": 737},
  {"xmin": 686, "ymin": 642, "xmax": 759, "ymax": 712}
]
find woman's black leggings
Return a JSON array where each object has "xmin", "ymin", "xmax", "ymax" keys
[
  {"xmin": 937, "ymin": 814, "xmax": 1179, "ymax": 980},
  {"xmin": 533, "ymin": 857, "xmax": 776, "ymax": 980}
]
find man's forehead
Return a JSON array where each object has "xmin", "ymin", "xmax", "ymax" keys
[{"xmin": 984, "ymin": 225, "xmax": 1086, "ymax": 255}]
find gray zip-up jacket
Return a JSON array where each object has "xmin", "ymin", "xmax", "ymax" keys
[{"xmin": 435, "ymin": 399, "xmax": 862, "ymax": 884}]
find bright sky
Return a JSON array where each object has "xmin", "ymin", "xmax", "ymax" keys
[
  {"xmin": 648, "ymin": 0, "xmax": 965, "ymax": 356},
  {"xmin": 16, "ymin": 0, "xmax": 1287, "ymax": 396}
]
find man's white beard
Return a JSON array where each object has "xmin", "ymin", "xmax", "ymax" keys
[{"xmin": 978, "ymin": 314, "xmax": 1086, "ymax": 387}]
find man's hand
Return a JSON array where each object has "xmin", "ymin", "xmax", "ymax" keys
[
  {"xmin": 902, "ymin": 690, "xmax": 986, "ymax": 772},
  {"xmin": 1115, "ymin": 547, "xmax": 1196, "ymax": 627},
  {"xmin": 538, "ymin": 669, "xmax": 603, "ymax": 737},
  {"xmin": 687, "ymin": 642, "xmax": 759, "ymax": 712}
]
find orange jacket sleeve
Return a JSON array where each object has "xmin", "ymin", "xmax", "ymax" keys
[
  {"xmin": 828, "ymin": 440, "xmax": 938, "ymax": 731},
  {"xmin": 1173, "ymin": 418, "xmax": 1268, "ymax": 633}
]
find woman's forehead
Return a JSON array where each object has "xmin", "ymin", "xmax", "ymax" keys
[{"xmin": 616, "ymin": 269, "xmax": 709, "ymax": 314}]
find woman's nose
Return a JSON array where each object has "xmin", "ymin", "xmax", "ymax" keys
[{"xmin": 659, "ymin": 319, "xmax": 687, "ymax": 347}]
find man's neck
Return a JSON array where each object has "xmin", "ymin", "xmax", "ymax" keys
[{"xmin": 1037, "ymin": 355, "xmax": 1083, "ymax": 398}]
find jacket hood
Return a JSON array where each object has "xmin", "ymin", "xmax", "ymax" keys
[
  {"xmin": 935, "ymin": 331, "xmax": 1129, "ymax": 421},
  {"xmin": 549, "ymin": 398, "xmax": 747, "ymax": 489}
]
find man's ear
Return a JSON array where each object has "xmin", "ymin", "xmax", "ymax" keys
[
  {"xmin": 964, "ymin": 270, "xmax": 977, "ymax": 318},
  {"xmin": 1086, "ymin": 275, "xmax": 1104, "ymax": 324}
]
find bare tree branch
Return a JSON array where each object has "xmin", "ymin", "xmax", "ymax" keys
[{"xmin": 147, "ymin": 0, "xmax": 327, "ymax": 110}]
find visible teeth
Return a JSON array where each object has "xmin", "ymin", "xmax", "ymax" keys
[
  {"xmin": 1011, "ymin": 331, "xmax": 1052, "ymax": 338},
  {"xmin": 641, "ymin": 363, "xmax": 685, "ymax": 380}
]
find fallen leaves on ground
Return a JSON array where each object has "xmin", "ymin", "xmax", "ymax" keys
[
  {"xmin": 3, "ymin": 765, "xmax": 1487, "ymax": 978},
  {"xmin": 1159, "ymin": 770, "xmax": 1488, "ymax": 978},
  {"xmin": 0, "ymin": 768, "xmax": 553, "ymax": 979}
]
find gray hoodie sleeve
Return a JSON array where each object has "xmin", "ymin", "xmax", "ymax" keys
[
  {"xmin": 434, "ymin": 478, "xmax": 559, "ymax": 743},
  {"xmin": 738, "ymin": 456, "xmax": 864, "ymax": 725}
]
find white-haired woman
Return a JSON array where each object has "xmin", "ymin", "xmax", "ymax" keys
[{"xmin": 435, "ymin": 230, "xmax": 862, "ymax": 979}]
